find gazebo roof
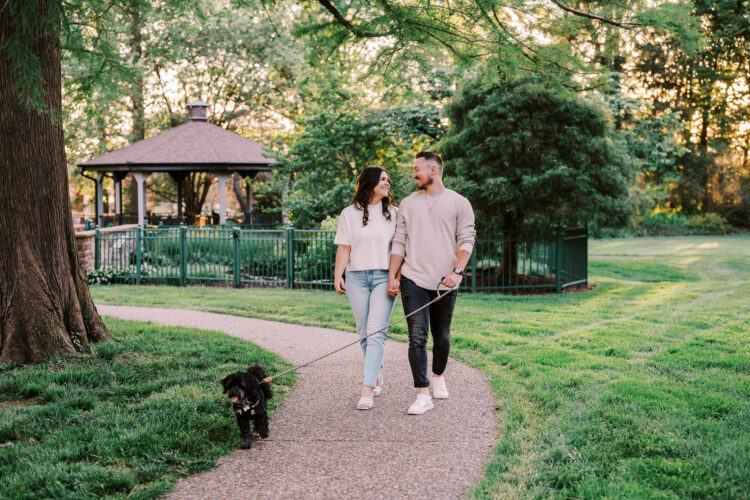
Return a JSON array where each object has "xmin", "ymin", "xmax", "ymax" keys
[{"xmin": 79, "ymin": 119, "xmax": 277, "ymax": 174}]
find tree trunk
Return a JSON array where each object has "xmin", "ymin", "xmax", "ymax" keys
[
  {"xmin": 0, "ymin": 1, "xmax": 110, "ymax": 364},
  {"xmin": 129, "ymin": 2, "xmax": 146, "ymax": 142},
  {"xmin": 127, "ymin": 2, "xmax": 145, "ymax": 219},
  {"xmin": 183, "ymin": 172, "xmax": 212, "ymax": 221},
  {"xmin": 232, "ymin": 173, "xmax": 252, "ymax": 222}
]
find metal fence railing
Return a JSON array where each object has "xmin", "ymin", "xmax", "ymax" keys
[{"xmin": 93, "ymin": 227, "xmax": 587, "ymax": 293}]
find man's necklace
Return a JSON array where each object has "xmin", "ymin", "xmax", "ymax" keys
[{"xmin": 424, "ymin": 190, "xmax": 446, "ymax": 213}]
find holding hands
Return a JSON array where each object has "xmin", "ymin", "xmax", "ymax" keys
[{"xmin": 387, "ymin": 278, "xmax": 400, "ymax": 297}]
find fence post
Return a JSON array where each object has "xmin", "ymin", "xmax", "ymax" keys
[
  {"xmin": 233, "ymin": 227, "xmax": 241, "ymax": 287},
  {"xmin": 94, "ymin": 228, "xmax": 100, "ymax": 270},
  {"xmin": 584, "ymin": 227, "xmax": 589, "ymax": 286},
  {"xmin": 470, "ymin": 247, "xmax": 477, "ymax": 294},
  {"xmin": 555, "ymin": 226, "xmax": 563, "ymax": 293},
  {"xmin": 179, "ymin": 226, "xmax": 187, "ymax": 287},
  {"xmin": 136, "ymin": 227, "xmax": 143, "ymax": 285},
  {"xmin": 286, "ymin": 228, "xmax": 294, "ymax": 289}
]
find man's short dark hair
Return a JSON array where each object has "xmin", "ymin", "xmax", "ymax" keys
[{"xmin": 416, "ymin": 151, "xmax": 443, "ymax": 174}]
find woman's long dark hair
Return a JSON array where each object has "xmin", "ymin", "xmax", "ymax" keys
[{"xmin": 352, "ymin": 166, "xmax": 394, "ymax": 226}]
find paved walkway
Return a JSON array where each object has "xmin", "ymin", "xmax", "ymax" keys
[{"xmin": 98, "ymin": 305, "xmax": 497, "ymax": 500}]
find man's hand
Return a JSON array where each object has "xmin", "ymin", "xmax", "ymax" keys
[
  {"xmin": 334, "ymin": 276, "xmax": 346, "ymax": 295},
  {"xmin": 387, "ymin": 278, "xmax": 400, "ymax": 297},
  {"xmin": 441, "ymin": 272, "xmax": 461, "ymax": 289}
]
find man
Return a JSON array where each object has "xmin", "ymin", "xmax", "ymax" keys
[{"xmin": 388, "ymin": 151, "xmax": 475, "ymax": 415}]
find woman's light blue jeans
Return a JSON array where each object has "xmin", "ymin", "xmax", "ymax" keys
[{"xmin": 345, "ymin": 270, "xmax": 396, "ymax": 388}]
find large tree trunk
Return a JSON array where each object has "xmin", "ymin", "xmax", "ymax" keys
[{"xmin": 0, "ymin": 1, "xmax": 110, "ymax": 364}]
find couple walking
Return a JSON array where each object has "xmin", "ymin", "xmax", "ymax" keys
[{"xmin": 333, "ymin": 152, "xmax": 476, "ymax": 414}]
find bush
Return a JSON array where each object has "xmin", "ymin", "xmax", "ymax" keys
[
  {"xmin": 86, "ymin": 268, "xmax": 117, "ymax": 285},
  {"xmin": 632, "ymin": 212, "xmax": 733, "ymax": 236},
  {"xmin": 684, "ymin": 213, "xmax": 733, "ymax": 234}
]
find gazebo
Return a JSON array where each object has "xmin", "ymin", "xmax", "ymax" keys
[{"xmin": 79, "ymin": 101, "xmax": 278, "ymax": 227}]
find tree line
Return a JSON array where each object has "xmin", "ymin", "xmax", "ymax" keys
[{"xmin": 1, "ymin": 0, "xmax": 748, "ymax": 363}]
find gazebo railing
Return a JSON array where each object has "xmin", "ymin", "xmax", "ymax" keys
[
  {"xmin": 90, "ymin": 212, "xmax": 284, "ymax": 228},
  {"xmin": 93, "ymin": 227, "xmax": 587, "ymax": 293}
]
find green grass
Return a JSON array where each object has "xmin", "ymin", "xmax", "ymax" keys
[
  {"xmin": 0, "ymin": 319, "xmax": 294, "ymax": 499},
  {"xmin": 5, "ymin": 235, "xmax": 748, "ymax": 498},
  {"xmin": 88, "ymin": 235, "xmax": 750, "ymax": 498}
]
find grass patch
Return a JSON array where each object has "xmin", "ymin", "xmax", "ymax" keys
[
  {"xmin": 589, "ymin": 261, "xmax": 698, "ymax": 282},
  {"xmin": 0, "ymin": 318, "xmax": 294, "ymax": 499},
  {"xmin": 84, "ymin": 235, "xmax": 750, "ymax": 498}
]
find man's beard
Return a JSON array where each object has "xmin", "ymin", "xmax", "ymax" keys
[{"xmin": 417, "ymin": 177, "xmax": 433, "ymax": 190}]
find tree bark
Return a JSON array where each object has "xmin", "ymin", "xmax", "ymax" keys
[
  {"xmin": 127, "ymin": 2, "xmax": 146, "ymax": 218},
  {"xmin": 232, "ymin": 173, "xmax": 252, "ymax": 222},
  {"xmin": 128, "ymin": 2, "xmax": 146, "ymax": 142},
  {"xmin": 183, "ymin": 172, "xmax": 212, "ymax": 221},
  {"xmin": 0, "ymin": 1, "xmax": 110, "ymax": 364}
]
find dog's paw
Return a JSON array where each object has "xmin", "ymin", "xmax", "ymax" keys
[
  {"xmin": 251, "ymin": 429, "xmax": 260, "ymax": 439},
  {"xmin": 240, "ymin": 439, "xmax": 253, "ymax": 449}
]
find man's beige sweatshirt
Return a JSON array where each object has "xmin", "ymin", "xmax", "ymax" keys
[{"xmin": 391, "ymin": 189, "xmax": 476, "ymax": 290}]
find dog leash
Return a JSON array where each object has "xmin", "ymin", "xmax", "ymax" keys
[{"xmin": 262, "ymin": 279, "xmax": 454, "ymax": 384}]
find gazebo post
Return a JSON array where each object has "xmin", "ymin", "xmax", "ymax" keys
[
  {"xmin": 114, "ymin": 173, "xmax": 125, "ymax": 225},
  {"xmin": 95, "ymin": 172, "xmax": 104, "ymax": 227},
  {"xmin": 177, "ymin": 177, "xmax": 183, "ymax": 223},
  {"xmin": 133, "ymin": 172, "xmax": 150, "ymax": 227},
  {"xmin": 213, "ymin": 172, "xmax": 230, "ymax": 225},
  {"xmin": 245, "ymin": 177, "xmax": 253, "ymax": 225}
]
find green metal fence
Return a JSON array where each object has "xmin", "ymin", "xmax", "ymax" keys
[
  {"xmin": 465, "ymin": 228, "xmax": 587, "ymax": 293},
  {"xmin": 94, "ymin": 227, "xmax": 587, "ymax": 293}
]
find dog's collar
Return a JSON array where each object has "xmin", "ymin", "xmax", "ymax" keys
[{"xmin": 235, "ymin": 399, "xmax": 260, "ymax": 415}]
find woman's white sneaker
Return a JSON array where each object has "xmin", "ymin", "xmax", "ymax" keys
[
  {"xmin": 432, "ymin": 375, "xmax": 449, "ymax": 399},
  {"xmin": 407, "ymin": 394, "xmax": 434, "ymax": 415}
]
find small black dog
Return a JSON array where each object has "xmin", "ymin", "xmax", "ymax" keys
[{"xmin": 221, "ymin": 364, "xmax": 272, "ymax": 449}]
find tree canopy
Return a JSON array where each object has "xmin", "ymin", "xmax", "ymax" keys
[{"xmin": 441, "ymin": 76, "xmax": 632, "ymax": 231}]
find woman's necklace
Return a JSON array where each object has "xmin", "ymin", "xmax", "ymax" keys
[{"xmin": 424, "ymin": 190, "xmax": 446, "ymax": 213}]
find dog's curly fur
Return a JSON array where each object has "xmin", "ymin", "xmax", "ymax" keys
[{"xmin": 221, "ymin": 364, "xmax": 272, "ymax": 449}]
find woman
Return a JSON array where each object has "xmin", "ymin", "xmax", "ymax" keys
[{"xmin": 334, "ymin": 166, "xmax": 398, "ymax": 410}]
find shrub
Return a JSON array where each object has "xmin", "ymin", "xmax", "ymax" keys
[
  {"xmin": 684, "ymin": 213, "xmax": 733, "ymax": 234},
  {"xmin": 86, "ymin": 268, "xmax": 117, "ymax": 285},
  {"xmin": 632, "ymin": 212, "xmax": 733, "ymax": 236}
]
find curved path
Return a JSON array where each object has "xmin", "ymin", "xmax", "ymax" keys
[{"xmin": 98, "ymin": 305, "xmax": 497, "ymax": 499}]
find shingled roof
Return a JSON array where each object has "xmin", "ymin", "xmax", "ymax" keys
[{"xmin": 79, "ymin": 118, "xmax": 277, "ymax": 173}]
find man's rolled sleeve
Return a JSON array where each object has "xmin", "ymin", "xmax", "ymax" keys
[
  {"xmin": 456, "ymin": 199, "xmax": 476, "ymax": 254},
  {"xmin": 391, "ymin": 208, "xmax": 407, "ymax": 257}
]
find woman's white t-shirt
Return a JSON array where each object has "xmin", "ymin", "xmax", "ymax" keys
[{"xmin": 334, "ymin": 203, "xmax": 398, "ymax": 271}]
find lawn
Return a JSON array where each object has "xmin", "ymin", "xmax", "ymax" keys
[
  {"xmin": 3, "ymin": 235, "xmax": 749, "ymax": 498},
  {"xmin": 0, "ymin": 320, "xmax": 294, "ymax": 499}
]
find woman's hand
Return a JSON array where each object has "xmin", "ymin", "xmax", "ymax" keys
[
  {"xmin": 387, "ymin": 278, "xmax": 400, "ymax": 297},
  {"xmin": 333, "ymin": 245, "xmax": 350, "ymax": 295},
  {"xmin": 334, "ymin": 275, "xmax": 346, "ymax": 295}
]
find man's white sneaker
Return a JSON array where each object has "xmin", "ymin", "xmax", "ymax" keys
[
  {"xmin": 432, "ymin": 375, "xmax": 449, "ymax": 399},
  {"xmin": 407, "ymin": 394, "xmax": 434, "ymax": 415}
]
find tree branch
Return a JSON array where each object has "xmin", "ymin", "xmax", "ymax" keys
[
  {"xmin": 316, "ymin": 0, "xmax": 382, "ymax": 37},
  {"xmin": 549, "ymin": 0, "xmax": 639, "ymax": 29}
]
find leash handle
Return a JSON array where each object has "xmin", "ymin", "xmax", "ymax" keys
[{"xmin": 263, "ymin": 279, "xmax": 454, "ymax": 383}]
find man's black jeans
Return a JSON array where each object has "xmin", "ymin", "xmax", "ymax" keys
[{"xmin": 400, "ymin": 276, "xmax": 458, "ymax": 388}]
